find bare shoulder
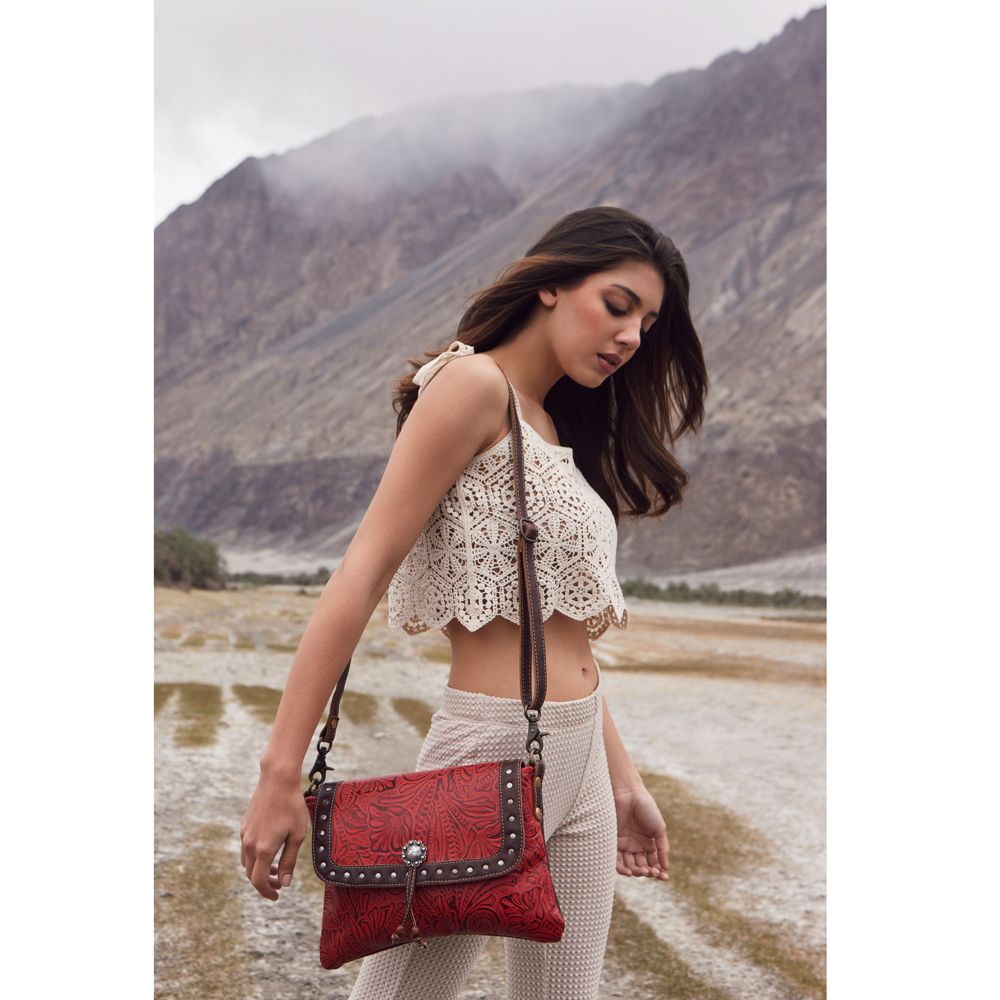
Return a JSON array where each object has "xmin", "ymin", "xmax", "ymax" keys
[
  {"xmin": 415, "ymin": 351, "xmax": 510, "ymax": 453},
  {"xmin": 335, "ymin": 352, "xmax": 510, "ymax": 600},
  {"xmin": 417, "ymin": 349, "xmax": 508, "ymax": 399}
]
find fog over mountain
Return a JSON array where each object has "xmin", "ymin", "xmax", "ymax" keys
[{"xmin": 155, "ymin": 7, "xmax": 826, "ymax": 588}]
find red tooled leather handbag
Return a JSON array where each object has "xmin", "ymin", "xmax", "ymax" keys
[{"xmin": 303, "ymin": 373, "xmax": 565, "ymax": 970}]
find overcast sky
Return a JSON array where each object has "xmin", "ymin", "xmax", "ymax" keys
[{"xmin": 155, "ymin": 0, "xmax": 821, "ymax": 224}]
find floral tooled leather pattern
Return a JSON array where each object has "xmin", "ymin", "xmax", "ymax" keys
[
  {"xmin": 305, "ymin": 762, "xmax": 564, "ymax": 969},
  {"xmin": 323, "ymin": 761, "xmax": 510, "ymax": 870}
]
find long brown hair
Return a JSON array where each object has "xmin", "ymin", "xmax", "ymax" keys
[{"xmin": 393, "ymin": 206, "xmax": 708, "ymax": 519}]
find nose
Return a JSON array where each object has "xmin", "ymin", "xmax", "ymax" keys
[{"xmin": 616, "ymin": 322, "xmax": 642, "ymax": 354}]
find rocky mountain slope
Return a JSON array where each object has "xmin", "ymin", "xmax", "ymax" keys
[{"xmin": 155, "ymin": 7, "xmax": 826, "ymax": 583}]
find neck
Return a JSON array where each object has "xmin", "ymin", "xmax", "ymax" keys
[{"xmin": 482, "ymin": 322, "xmax": 562, "ymax": 409}]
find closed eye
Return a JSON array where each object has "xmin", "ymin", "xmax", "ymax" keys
[{"xmin": 605, "ymin": 300, "xmax": 649, "ymax": 335}]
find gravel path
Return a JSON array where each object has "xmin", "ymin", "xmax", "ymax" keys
[{"xmin": 155, "ymin": 587, "xmax": 825, "ymax": 999}]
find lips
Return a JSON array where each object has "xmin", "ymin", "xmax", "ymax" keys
[{"xmin": 597, "ymin": 353, "xmax": 620, "ymax": 370}]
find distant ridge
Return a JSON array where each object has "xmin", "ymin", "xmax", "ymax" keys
[{"xmin": 155, "ymin": 6, "xmax": 826, "ymax": 581}]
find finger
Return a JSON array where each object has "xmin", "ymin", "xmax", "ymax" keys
[
  {"xmin": 630, "ymin": 851, "xmax": 650, "ymax": 875},
  {"xmin": 624, "ymin": 851, "xmax": 645, "ymax": 875},
  {"xmin": 655, "ymin": 831, "xmax": 671, "ymax": 872},
  {"xmin": 656, "ymin": 847, "xmax": 671, "ymax": 880},
  {"xmin": 275, "ymin": 834, "xmax": 303, "ymax": 888},
  {"xmin": 249, "ymin": 852, "xmax": 279, "ymax": 900},
  {"xmin": 616, "ymin": 851, "xmax": 631, "ymax": 876}
]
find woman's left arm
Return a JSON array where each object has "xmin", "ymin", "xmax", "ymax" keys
[{"xmin": 603, "ymin": 699, "xmax": 671, "ymax": 881}]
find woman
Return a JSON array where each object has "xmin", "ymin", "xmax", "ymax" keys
[{"xmin": 240, "ymin": 205, "xmax": 708, "ymax": 999}]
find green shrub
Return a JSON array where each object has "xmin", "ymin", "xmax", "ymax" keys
[
  {"xmin": 155, "ymin": 528, "xmax": 227, "ymax": 590},
  {"xmin": 225, "ymin": 567, "xmax": 332, "ymax": 588},
  {"xmin": 620, "ymin": 577, "xmax": 825, "ymax": 610}
]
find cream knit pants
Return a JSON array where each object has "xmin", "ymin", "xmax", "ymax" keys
[{"xmin": 346, "ymin": 657, "xmax": 618, "ymax": 1000}]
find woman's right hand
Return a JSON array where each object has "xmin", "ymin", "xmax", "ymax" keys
[{"xmin": 240, "ymin": 769, "xmax": 310, "ymax": 901}]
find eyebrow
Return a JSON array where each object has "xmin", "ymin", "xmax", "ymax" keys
[{"xmin": 611, "ymin": 283, "xmax": 659, "ymax": 319}]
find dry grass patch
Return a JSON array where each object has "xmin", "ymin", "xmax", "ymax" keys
[
  {"xmin": 155, "ymin": 683, "xmax": 178, "ymax": 716},
  {"xmin": 265, "ymin": 640, "xmax": 301, "ymax": 653},
  {"xmin": 176, "ymin": 630, "xmax": 234, "ymax": 649},
  {"xmin": 605, "ymin": 892, "xmax": 731, "ymax": 999},
  {"xmin": 421, "ymin": 644, "xmax": 453, "ymax": 664},
  {"xmin": 391, "ymin": 696, "xmax": 435, "ymax": 737},
  {"xmin": 155, "ymin": 822, "xmax": 251, "ymax": 1000},
  {"xmin": 635, "ymin": 617, "xmax": 826, "ymax": 644},
  {"xmin": 154, "ymin": 682, "xmax": 223, "ymax": 746},
  {"xmin": 639, "ymin": 769, "xmax": 826, "ymax": 998},
  {"xmin": 341, "ymin": 690, "xmax": 379, "ymax": 726},
  {"xmin": 232, "ymin": 684, "xmax": 282, "ymax": 725},
  {"xmin": 604, "ymin": 655, "xmax": 825, "ymax": 687}
]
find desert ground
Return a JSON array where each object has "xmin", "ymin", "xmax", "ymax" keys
[{"xmin": 155, "ymin": 586, "xmax": 825, "ymax": 999}]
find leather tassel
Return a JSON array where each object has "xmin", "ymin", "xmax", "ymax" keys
[{"xmin": 390, "ymin": 867, "xmax": 428, "ymax": 948}]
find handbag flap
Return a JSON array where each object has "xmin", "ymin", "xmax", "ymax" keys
[{"xmin": 309, "ymin": 758, "xmax": 528, "ymax": 886}]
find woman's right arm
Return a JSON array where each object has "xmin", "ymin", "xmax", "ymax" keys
[{"xmin": 239, "ymin": 357, "xmax": 509, "ymax": 900}]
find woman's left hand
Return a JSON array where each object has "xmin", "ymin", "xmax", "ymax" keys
[{"xmin": 613, "ymin": 784, "xmax": 670, "ymax": 880}]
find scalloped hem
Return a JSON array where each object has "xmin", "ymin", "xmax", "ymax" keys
[
  {"xmin": 389, "ymin": 602, "xmax": 629, "ymax": 640},
  {"xmin": 584, "ymin": 604, "xmax": 629, "ymax": 641}
]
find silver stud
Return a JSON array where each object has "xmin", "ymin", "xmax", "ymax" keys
[
  {"xmin": 391, "ymin": 872, "xmax": 397, "ymax": 878},
  {"xmin": 320, "ymin": 814, "xmax": 327, "ymax": 821},
  {"xmin": 420, "ymin": 869, "xmax": 427, "ymax": 875},
  {"xmin": 375, "ymin": 873, "xmax": 381, "ymax": 879},
  {"xmin": 358, "ymin": 873, "xmax": 364, "ymax": 879},
  {"xmin": 509, "ymin": 815, "xmax": 515, "ymax": 822},
  {"xmin": 506, "ymin": 782, "xmax": 513, "ymax": 788},
  {"xmin": 344, "ymin": 872, "xmax": 350, "ymax": 878},
  {"xmin": 508, "ymin": 848, "xmax": 514, "ymax": 855},
  {"xmin": 506, "ymin": 769, "xmax": 512, "ymax": 774},
  {"xmin": 467, "ymin": 866, "xmax": 473, "ymax": 873},
  {"xmin": 437, "ymin": 869, "xmax": 443, "ymax": 874},
  {"xmin": 482, "ymin": 864, "xmax": 489, "ymax": 870},
  {"xmin": 509, "ymin": 833, "xmax": 516, "ymax": 839},
  {"xmin": 498, "ymin": 860, "xmax": 504, "ymax": 866},
  {"xmin": 507, "ymin": 798, "xmax": 514, "ymax": 805},
  {"xmin": 319, "ymin": 862, "xmax": 326, "ymax": 869},
  {"xmin": 318, "ymin": 846, "xmax": 325, "ymax": 853},
  {"xmin": 452, "ymin": 868, "xmax": 458, "ymax": 874}
]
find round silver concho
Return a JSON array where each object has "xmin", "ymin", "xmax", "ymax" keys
[{"xmin": 401, "ymin": 839, "xmax": 427, "ymax": 867}]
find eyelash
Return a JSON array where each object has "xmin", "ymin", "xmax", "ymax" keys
[{"xmin": 605, "ymin": 300, "xmax": 647, "ymax": 335}]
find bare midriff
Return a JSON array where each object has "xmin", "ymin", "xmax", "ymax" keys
[{"xmin": 445, "ymin": 609, "xmax": 599, "ymax": 701}]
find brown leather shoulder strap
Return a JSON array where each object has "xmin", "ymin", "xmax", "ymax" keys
[{"xmin": 308, "ymin": 360, "xmax": 547, "ymax": 788}]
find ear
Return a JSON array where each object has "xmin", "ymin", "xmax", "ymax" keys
[{"xmin": 537, "ymin": 287, "xmax": 558, "ymax": 308}]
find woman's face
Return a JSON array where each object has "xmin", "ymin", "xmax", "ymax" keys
[{"xmin": 543, "ymin": 260, "xmax": 666, "ymax": 387}]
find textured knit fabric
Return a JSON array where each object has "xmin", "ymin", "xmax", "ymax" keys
[
  {"xmin": 347, "ymin": 657, "xmax": 618, "ymax": 1000},
  {"xmin": 387, "ymin": 342, "xmax": 629, "ymax": 640}
]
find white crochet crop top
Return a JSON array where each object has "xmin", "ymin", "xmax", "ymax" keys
[{"xmin": 387, "ymin": 340, "xmax": 629, "ymax": 640}]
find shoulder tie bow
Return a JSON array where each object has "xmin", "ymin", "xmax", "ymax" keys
[{"xmin": 412, "ymin": 340, "xmax": 474, "ymax": 394}]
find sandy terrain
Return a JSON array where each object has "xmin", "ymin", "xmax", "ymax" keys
[{"xmin": 155, "ymin": 585, "xmax": 825, "ymax": 999}]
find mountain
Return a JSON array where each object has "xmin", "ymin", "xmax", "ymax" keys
[{"xmin": 155, "ymin": 6, "xmax": 826, "ymax": 585}]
